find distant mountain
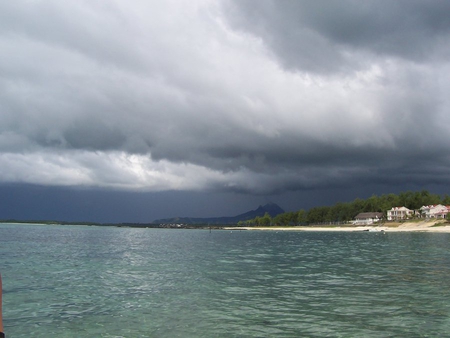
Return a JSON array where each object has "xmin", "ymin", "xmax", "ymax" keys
[{"xmin": 153, "ymin": 203, "xmax": 285, "ymax": 225}]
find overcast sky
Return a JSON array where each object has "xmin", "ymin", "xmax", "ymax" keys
[{"xmin": 1, "ymin": 0, "xmax": 450, "ymax": 222}]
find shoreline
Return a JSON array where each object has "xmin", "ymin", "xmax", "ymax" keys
[
  {"xmin": 225, "ymin": 220, "xmax": 450, "ymax": 233},
  {"xmin": 3, "ymin": 220, "xmax": 450, "ymax": 233}
]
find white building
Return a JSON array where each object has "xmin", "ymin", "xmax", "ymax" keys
[
  {"xmin": 387, "ymin": 206, "xmax": 413, "ymax": 221},
  {"xmin": 354, "ymin": 212, "xmax": 384, "ymax": 225},
  {"xmin": 420, "ymin": 205, "xmax": 450, "ymax": 219}
]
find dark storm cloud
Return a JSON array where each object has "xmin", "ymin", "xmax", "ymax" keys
[
  {"xmin": 224, "ymin": 0, "xmax": 450, "ymax": 73},
  {"xmin": 1, "ymin": 0, "xmax": 450, "ymax": 197}
]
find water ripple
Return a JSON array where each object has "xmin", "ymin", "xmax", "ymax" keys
[{"xmin": 1, "ymin": 225, "xmax": 450, "ymax": 337}]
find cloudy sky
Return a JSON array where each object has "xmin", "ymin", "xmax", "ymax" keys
[{"xmin": 1, "ymin": 0, "xmax": 450, "ymax": 222}]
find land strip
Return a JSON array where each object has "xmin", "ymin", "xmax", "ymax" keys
[{"xmin": 225, "ymin": 220, "xmax": 450, "ymax": 232}]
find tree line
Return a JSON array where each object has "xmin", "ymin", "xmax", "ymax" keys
[{"xmin": 238, "ymin": 190, "xmax": 450, "ymax": 226}]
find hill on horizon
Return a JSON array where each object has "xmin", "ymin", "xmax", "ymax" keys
[{"xmin": 153, "ymin": 203, "xmax": 285, "ymax": 225}]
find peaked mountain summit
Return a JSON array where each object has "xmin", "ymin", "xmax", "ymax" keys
[{"xmin": 153, "ymin": 203, "xmax": 285, "ymax": 225}]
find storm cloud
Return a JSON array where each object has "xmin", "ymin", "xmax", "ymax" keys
[{"xmin": 1, "ymin": 0, "xmax": 450, "ymax": 199}]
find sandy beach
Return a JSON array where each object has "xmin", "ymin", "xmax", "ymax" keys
[{"xmin": 226, "ymin": 220, "xmax": 450, "ymax": 233}]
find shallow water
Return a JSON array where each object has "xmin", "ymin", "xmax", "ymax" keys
[{"xmin": 1, "ymin": 223, "xmax": 450, "ymax": 337}]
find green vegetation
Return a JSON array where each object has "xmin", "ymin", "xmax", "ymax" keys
[
  {"xmin": 239, "ymin": 190, "xmax": 449, "ymax": 227},
  {"xmin": 430, "ymin": 220, "xmax": 450, "ymax": 227}
]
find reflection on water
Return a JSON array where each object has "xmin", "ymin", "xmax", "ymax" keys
[{"xmin": 1, "ymin": 224, "xmax": 450, "ymax": 337}]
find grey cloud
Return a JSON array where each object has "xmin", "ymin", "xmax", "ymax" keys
[
  {"xmin": 224, "ymin": 0, "xmax": 450, "ymax": 73},
  {"xmin": 0, "ymin": 2, "xmax": 150, "ymax": 74},
  {"xmin": 64, "ymin": 121, "xmax": 127, "ymax": 151},
  {"xmin": 0, "ymin": 0, "xmax": 450, "ymax": 197}
]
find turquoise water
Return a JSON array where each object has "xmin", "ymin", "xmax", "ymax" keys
[{"xmin": 1, "ymin": 224, "xmax": 450, "ymax": 337}]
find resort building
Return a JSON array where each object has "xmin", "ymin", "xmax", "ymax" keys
[
  {"xmin": 354, "ymin": 212, "xmax": 384, "ymax": 225},
  {"xmin": 420, "ymin": 205, "xmax": 450, "ymax": 219},
  {"xmin": 387, "ymin": 206, "xmax": 413, "ymax": 221}
]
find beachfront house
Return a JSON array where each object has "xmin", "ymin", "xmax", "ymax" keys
[
  {"xmin": 387, "ymin": 206, "xmax": 413, "ymax": 221},
  {"xmin": 420, "ymin": 205, "xmax": 450, "ymax": 219},
  {"xmin": 354, "ymin": 212, "xmax": 383, "ymax": 225}
]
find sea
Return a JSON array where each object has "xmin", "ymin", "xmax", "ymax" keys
[{"xmin": 1, "ymin": 223, "xmax": 450, "ymax": 338}]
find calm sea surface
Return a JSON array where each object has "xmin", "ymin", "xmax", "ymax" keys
[{"xmin": 1, "ymin": 223, "xmax": 450, "ymax": 337}]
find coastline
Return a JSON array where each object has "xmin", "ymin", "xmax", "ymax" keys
[
  {"xmin": 3, "ymin": 220, "xmax": 450, "ymax": 232},
  {"xmin": 225, "ymin": 220, "xmax": 450, "ymax": 233}
]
